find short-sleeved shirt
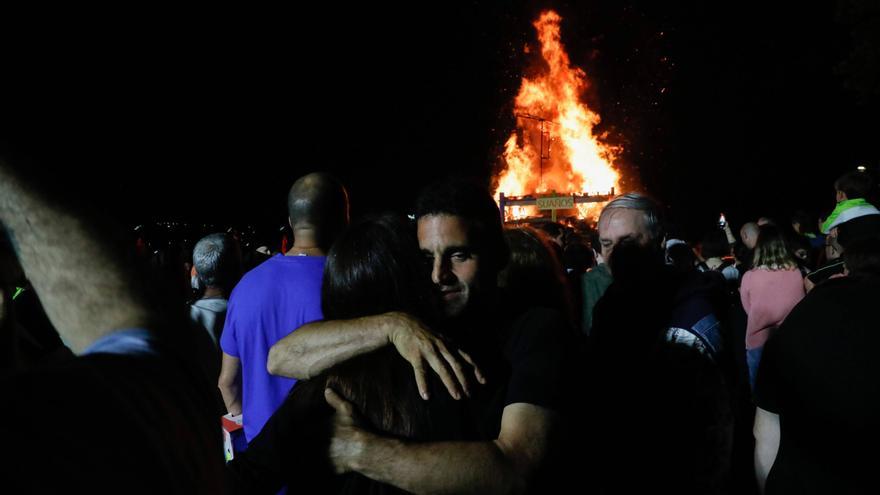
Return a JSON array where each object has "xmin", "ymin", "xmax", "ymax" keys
[
  {"xmin": 453, "ymin": 299, "xmax": 576, "ymax": 494},
  {"xmin": 440, "ymin": 298, "xmax": 572, "ymax": 439},
  {"xmin": 220, "ymin": 254, "xmax": 325, "ymax": 443},
  {"xmin": 756, "ymin": 276, "xmax": 880, "ymax": 494}
]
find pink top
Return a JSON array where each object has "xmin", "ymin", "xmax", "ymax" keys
[{"xmin": 740, "ymin": 267, "xmax": 805, "ymax": 349}]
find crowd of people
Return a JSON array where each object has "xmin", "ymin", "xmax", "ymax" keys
[{"xmin": 1, "ymin": 154, "xmax": 878, "ymax": 494}]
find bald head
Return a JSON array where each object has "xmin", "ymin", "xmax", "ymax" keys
[
  {"xmin": 740, "ymin": 222, "xmax": 760, "ymax": 249},
  {"xmin": 287, "ymin": 173, "xmax": 350, "ymax": 251}
]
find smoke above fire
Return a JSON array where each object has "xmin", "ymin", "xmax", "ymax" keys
[{"xmin": 494, "ymin": 10, "xmax": 622, "ymax": 221}]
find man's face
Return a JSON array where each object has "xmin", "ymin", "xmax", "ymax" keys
[
  {"xmin": 597, "ymin": 208, "xmax": 653, "ymax": 272},
  {"xmin": 417, "ymin": 214, "xmax": 481, "ymax": 318}
]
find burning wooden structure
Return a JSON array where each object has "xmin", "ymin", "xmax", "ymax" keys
[{"xmin": 493, "ymin": 10, "xmax": 623, "ymax": 223}]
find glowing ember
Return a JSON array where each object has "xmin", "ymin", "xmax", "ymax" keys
[{"xmin": 494, "ymin": 10, "xmax": 621, "ymax": 221}]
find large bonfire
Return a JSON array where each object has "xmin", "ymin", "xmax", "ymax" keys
[{"xmin": 494, "ymin": 10, "xmax": 622, "ymax": 221}]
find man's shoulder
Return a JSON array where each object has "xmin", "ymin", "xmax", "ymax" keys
[
  {"xmin": 502, "ymin": 306, "xmax": 570, "ymax": 349},
  {"xmin": 191, "ymin": 298, "xmax": 228, "ymax": 313},
  {"xmin": 494, "ymin": 305, "xmax": 574, "ymax": 412},
  {"xmin": 804, "ymin": 275, "xmax": 880, "ymax": 308},
  {"xmin": 233, "ymin": 255, "xmax": 324, "ymax": 293}
]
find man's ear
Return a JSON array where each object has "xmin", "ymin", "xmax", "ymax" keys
[{"xmin": 289, "ymin": 216, "xmax": 294, "ymax": 230}]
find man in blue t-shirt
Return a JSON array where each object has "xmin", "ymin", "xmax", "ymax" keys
[{"xmin": 218, "ymin": 172, "xmax": 349, "ymax": 443}]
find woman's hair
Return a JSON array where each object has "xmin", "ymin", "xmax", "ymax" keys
[
  {"xmin": 752, "ymin": 225, "xmax": 798, "ymax": 270},
  {"xmin": 562, "ymin": 239, "xmax": 595, "ymax": 274},
  {"xmin": 321, "ymin": 214, "xmax": 437, "ymax": 325},
  {"xmin": 317, "ymin": 214, "xmax": 464, "ymax": 441},
  {"xmin": 498, "ymin": 226, "xmax": 574, "ymax": 327}
]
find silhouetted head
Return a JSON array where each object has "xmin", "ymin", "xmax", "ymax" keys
[
  {"xmin": 834, "ymin": 170, "xmax": 874, "ymax": 201},
  {"xmin": 287, "ymin": 173, "xmax": 350, "ymax": 252},
  {"xmin": 192, "ymin": 233, "xmax": 240, "ymax": 294},
  {"xmin": 701, "ymin": 229, "xmax": 731, "ymax": 259},
  {"xmin": 498, "ymin": 226, "xmax": 573, "ymax": 324}
]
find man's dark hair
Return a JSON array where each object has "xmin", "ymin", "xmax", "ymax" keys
[
  {"xmin": 287, "ymin": 173, "xmax": 350, "ymax": 251},
  {"xmin": 667, "ymin": 242, "xmax": 697, "ymax": 274},
  {"xmin": 563, "ymin": 239, "xmax": 595, "ymax": 274},
  {"xmin": 835, "ymin": 170, "xmax": 874, "ymax": 200},
  {"xmin": 701, "ymin": 229, "xmax": 730, "ymax": 259},
  {"xmin": 538, "ymin": 222, "xmax": 564, "ymax": 239},
  {"xmin": 414, "ymin": 178, "xmax": 509, "ymax": 275}
]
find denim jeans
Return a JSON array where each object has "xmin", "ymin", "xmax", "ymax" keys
[{"xmin": 747, "ymin": 345, "xmax": 764, "ymax": 392}]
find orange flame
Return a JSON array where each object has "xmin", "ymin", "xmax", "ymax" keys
[{"xmin": 494, "ymin": 10, "xmax": 621, "ymax": 221}]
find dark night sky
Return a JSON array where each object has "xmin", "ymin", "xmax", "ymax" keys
[{"xmin": 2, "ymin": 1, "xmax": 878, "ymax": 241}]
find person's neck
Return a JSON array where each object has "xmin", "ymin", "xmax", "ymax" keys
[
  {"xmin": 286, "ymin": 230, "xmax": 325, "ymax": 256},
  {"xmin": 285, "ymin": 245, "xmax": 324, "ymax": 256},
  {"xmin": 201, "ymin": 286, "xmax": 226, "ymax": 300}
]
